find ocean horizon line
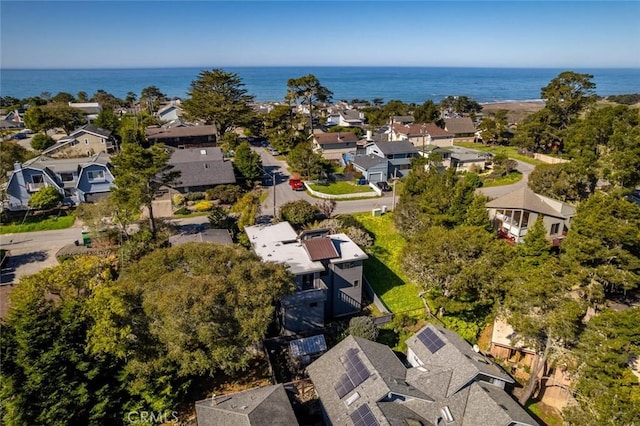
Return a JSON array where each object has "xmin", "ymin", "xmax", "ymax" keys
[{"xmin": 2, "ymin": 65, "xmax": 639, "ymax": 71}]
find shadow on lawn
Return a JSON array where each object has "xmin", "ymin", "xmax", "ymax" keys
[{"xmin": 363, "ymin": 253, "xmax": 406, "ymax": 297}]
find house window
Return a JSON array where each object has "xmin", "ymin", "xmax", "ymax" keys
[
  {"xmin": 84, "ymin": 138, "xmax": 89, "ymax": 145},
  {"xmin": 71, "ymin": 140, "xmax": 79, "ymax": 147},
  {"xmin": 341, "ymin": 261, "xmax": 356, "ymax": 269},
  {"xmin": 550, "ymin": 223, "xmax": 560, "ymax": 235},
  {"xmin": 87, "ymin": 170, "xmax": 105, "ymax": 181},
  {"xmin": 310, "ymin": 302, "xmax": 318, "ymax": 308},
  {"xmin": 204, "ymin": 164, "xmax": 210, "ymax": 169},
  {"xmin": 353, "ymin": 280, "xmax": 360, "ymax": 287},
  {"xmin": 101, "ymin": 138, "xmax": 105, "ymax": 144},
  {"xmin": 31, "ymin": 174, "xmax": 44, "ymax": 184}
]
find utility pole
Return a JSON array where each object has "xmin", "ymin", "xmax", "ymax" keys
[
  {"xmin": 391, "ymin": 168, "xmax": 397, "ymax": 211},
  {"xmin": 272, "ymin": 170, "xmax": 277, "ymax": 218}
]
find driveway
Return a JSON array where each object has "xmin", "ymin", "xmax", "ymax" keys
[{"xmin": 477, "ymin": 160, "xmax": 535, "ymax": 199}]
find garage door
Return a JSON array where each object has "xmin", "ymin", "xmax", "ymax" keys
[{"xmin": 368, "ymin": 172, "xmax": 383, "ymax": 183}]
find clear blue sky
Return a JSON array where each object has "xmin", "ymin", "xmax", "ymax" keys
[{"xmin": 1, "ymin": 1, "xmax": 639, "ymax": 68}]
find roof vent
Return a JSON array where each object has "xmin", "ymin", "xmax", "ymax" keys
[{"xmin": 200, "ymin": 149, "xmax": 207, "ymax": 155}]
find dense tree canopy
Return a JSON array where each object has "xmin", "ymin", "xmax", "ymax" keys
[
  {"xmin": 183, "ymin": 69, "xmax": 256, "ymax": 137},
  {"xmin": 1, "ymin": 257, "xmax": 125, "ymax": 425},
  {"xmin": 28, "ymin": 186, "xmax": 62, "ymax": 210},
  {"xmin": 279, "ymin": 200, "xmax": 319, "ymax": 227},
  {"xmin": 110, "ymin": 143, "xmax": 179, "ymax": 235},
  {"xmin": 233, "ymin": 141, "xmax": 262, "ymax": 183},
  {"xmin": 563, "ymin": 308, "xmax": 640, "ymax": 426},
  {"xmin": 286, "ymin": 74, "xmax": 332, "ymax": 134},
  {"xmin": 560, "ymin": 193, "xmax": 640, "ymax": 298},
  {"xmin": 0, "ymin": 141, "xmax": 33, "ymax": 184}
]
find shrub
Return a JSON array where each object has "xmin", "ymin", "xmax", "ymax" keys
[
  {"xmin": 174, "ymin": 207, "xmax": 190, "ymax": 216},
  {"xmin": 30, "ymin": 133, "xmax": 56, "ymax": 151},
  {"xmin": 172, "ymin": 193, "xmax": 185, "ymax": 207},
  {"xmin": 193, "ymin": 200, "xmax": 214, "ymax": 212},
  {"xmin": 28, "ymin": 186, "xmax": 62, "ymax": 210},
  {"xmin": 279, "ymin": 200, "xmax": 319, "ymax": 226},
  {"xmin": 185, "ymin": 192, "xmax": 206, "ymax": 202},
  {"xmin": 348, "ymin": 316, "xmax": 379, "ymax": 340},
  {"xmin": 206, "ymin": 184, "xmax": 244, "ymax": 204}
]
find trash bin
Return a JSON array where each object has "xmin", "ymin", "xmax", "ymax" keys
[{"xmin": 81, "ymin": 232, "xmax": 91, "ymax": 246}]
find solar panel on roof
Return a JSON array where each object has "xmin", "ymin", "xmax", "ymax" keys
[
  {"xmin": 334, "ymin": 374, "xmax": 354, "ymax": 398},
  {"xmin": 417, "ymin": 327, "xmax": 445, "ymax": 353},
  {"xmin": 350, "ymin": 404, "xmax": 379, "ymax": 426},
  {"xmin": 344, "ymin": 349, "xmax": 370, "ymax": 387}
]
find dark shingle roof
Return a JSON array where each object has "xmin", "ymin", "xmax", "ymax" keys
[
  {"xmin": 169, "ymin": 229, "xmax": 233, "ymax": 246},
  {"xmin": 444, "ymin": 117, "xmax": 476, "ymax": 134},
  {"xmin": 485, "ymin": 187, "xmax": 575, "ymax": 219},
  {"xmin": 352, "ymin": 154, "xmax": 389, "ymax": 170},
  {"xmin": 314, "ymin": 132, "xmax": 359, "ymax": 145},
  {"xmin": 146, "ymin": 124, "xmax": 217, "ymax": 139},
  {"xmin": 195, "ymin": 384, "xmax": 298, "ymax": 426},
  {"xmin": 308, "ymin": 325, "xmax": 537, "ymax": 426},
  {"xmin": 392, "ymin": 123, "xmax": 452, "ymax": 138},
  {"xmin": 168, "ymin": 147, "xmax": 235, "ymax": 188},
  {"xmin": 406, "ymin": 324, "xmax": 514, "ymax": 398}
]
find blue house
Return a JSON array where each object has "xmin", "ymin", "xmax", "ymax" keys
[
  {"xmin": 5, "ymin": 153, "xmax": 114, "ymax": 210},
  {"xmin": 350, "ymin": 140, "xmax": 419, "ymax": 183}
]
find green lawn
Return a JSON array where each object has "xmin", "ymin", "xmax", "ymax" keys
[
  {"xmin": 0, "ymin": 214, "xmax": 76, "ymax": 234},
  {"xmin": 352, "ymin": 213, "xmax": 424, "ymax": 313},
  {"xmin": 481, "ymin": 171, "xmax": 523, "ymax": 187},
  {"xmin": 454, "ymin": 142, "xmax": 544, "ymax": 166},
  {"xmin": 309, "ymin": 181, "xmax": 375, "ymax": 195}
]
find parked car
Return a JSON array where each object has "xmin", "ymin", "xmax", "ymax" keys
[
  {"xmin": 289, "ymin": 178, "xmax": 305, "ymax": 191},
  {"xmin": 376, "ymin": 181, "xmax": 392, "ymax": 192},
  {"xmin": 268, "ymin": 148, "xmax": 280, "ymax": 156},
  {"xmin": 11, "ymin": 132, "xmax": 26, "ymax": 140}
]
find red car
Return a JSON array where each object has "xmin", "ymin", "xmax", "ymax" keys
[{"xmin": 289, "ymin": 178, "xmax": 305, "ymax": 191}]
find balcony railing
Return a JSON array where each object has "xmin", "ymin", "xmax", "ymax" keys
[{"xmin": 27, "ymin": 182, "xmax": 46, "ymax": 192}]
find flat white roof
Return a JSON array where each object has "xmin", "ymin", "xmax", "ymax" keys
[{"xmin": 245, "ymin": 223, "xmax": 368, "ymax": 275}]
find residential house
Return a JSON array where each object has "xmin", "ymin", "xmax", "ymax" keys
[
  {"xmin": 5, "ymin": 153, "xmax": 114, "ymax": 210},
  {"xmin": 326, "ymin": 110, "xmax": 366, "ymax": 128},
  {"xmin": 69, "ymin": 102, "xmax": 101, "ymax": 122},
  {"xmin": 366, "ymin": 140, "xmax": 419, "ymax": 177},
  {"xmin": 444, "ymin": 117, "xmax": 477, "ymax": 142},
  {"xmin": 244, "ymin": 222, "xmax": 368, "ymax": 334},
  {"xmin": 312, "ymin": 132, "xmax": 360, "ymax": 162},
  {"xmin": 351, "ymin": 154, "xmax": 390, "ymax": 183},
  {"xmin": 390, "ymin": 122, "xmax": 454, "ymax": 148},
  {"xmin": 486, "ymin": 187, "xmax": 576, "ymax": 245},
  {"xmin": 490, "ymin": 318, "xmax": 574, "ymax": 410},
  {"xmin": 307, "ymin": 324, "xmax": 538, "ymax": 426},
  {"xmin": 145, "ymin": 124, "xmax": 217, "ymax": 148},
  {"xmin": 42, "ymin": 124, "xmax": 116, "ymax": 158},
  {"xmin": 3, "ymin": 109, "xmax": 26, "ymax": 125},
  {"xmin": 419, "ymin": 145, "xmax": 491, "ymax": 172},
  {"xmin": 168, "ymin": 147, "xmax": 235, "ymax": 193},
  {"xmin": 156, "ymin": 102, "xmax": 183, "ymax": 122},
  {"xmin": 392, "ymin": 115, "xmax": 414, "ymax": 125},
  {"xmin": 195, "ymin": 384, "xmax": 298, "ymax": 426}
]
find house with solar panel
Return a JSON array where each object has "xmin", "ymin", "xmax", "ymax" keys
[
  {"xmin": 245, "ymin": 222, "xmax": 368, "ymax": 334},
  {"xmin": 307, "ymin": 323, "xmax": 538, "ymax": 425}
]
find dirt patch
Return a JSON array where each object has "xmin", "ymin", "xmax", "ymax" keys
[{"xmin": 481, "ymin": 101, "xmax": 546, "ymax": 125}]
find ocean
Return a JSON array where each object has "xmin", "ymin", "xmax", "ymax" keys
[{"xmin": 1, "ymin": 67, "xmax": 639, "ymax": 104}]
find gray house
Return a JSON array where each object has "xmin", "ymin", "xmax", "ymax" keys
[
  {"xmin": 245, "ymin": 222, "xmax": 368, "ymax": 334},
  {"xmin": 168, "ymin": 147, "xmax": 236, "ymax": 193},
  {"xmin": 350, "ymin": 140, "xmax": 419, "ymax": 182},
  {"xmin": 195, "ymin": 384, "xmax": 298, "ymax": 426},
  {"xmin": 307, "ymin": 324, "xmax": 538, "ymax": 426},
  {"xmin": 486, "ymin": 187, "xmax": 576, "ymax": 245},
  {"xmin": 5, "ymin": 153, "xmax": 114, "ymax": 210}
]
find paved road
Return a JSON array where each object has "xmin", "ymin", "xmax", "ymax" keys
[
  {"xmin": 255, "ymin": 147, "xmax": 398, "ymax": 217},
  {"xmin": 477, "ymin": 160, "xmax": 534, "ymax": 199}
]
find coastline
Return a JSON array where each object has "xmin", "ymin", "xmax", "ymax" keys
[{"xmin": 479, "ymin": 100, "xmax": 546, "ymax": 123}]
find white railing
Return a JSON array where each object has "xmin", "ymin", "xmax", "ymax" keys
[
  {"xmin": 303, "ymin": 181, "xmax": 380, "ymax": 200},
  {"xmin": 27, "ymin": 182, "xmax": 46, "ymax": 192}
]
